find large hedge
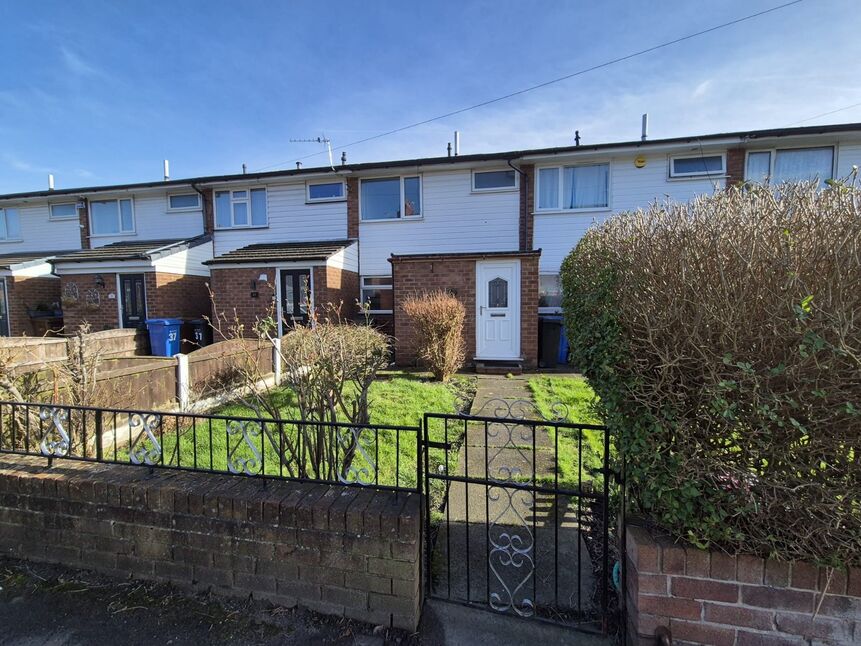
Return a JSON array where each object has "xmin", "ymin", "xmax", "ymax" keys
[{"xmin": 561, "ymin": 182, "xmax": 860, "ymax": 565}]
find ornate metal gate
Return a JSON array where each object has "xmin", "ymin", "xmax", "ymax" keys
[{"xmin": 422, "ymin": 400, "xmax": 621, "ymax": 635}]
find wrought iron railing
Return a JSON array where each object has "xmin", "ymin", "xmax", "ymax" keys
[{"xmin": 0, "ymin": 401, "xmax": 421, "ymax": 493}]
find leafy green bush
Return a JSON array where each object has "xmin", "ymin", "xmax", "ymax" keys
[{"xmin": 561, "ymin": 182, "xmax": 861, "ymax": 565}]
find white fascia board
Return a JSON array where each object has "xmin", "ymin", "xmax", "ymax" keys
[
  {"xmin": 53, "ymin": 260, "xmax": 154, "ymax": 275},
  {"xmin": 520, "ymin": 138, "xmax": 744, "ymax": 163}
]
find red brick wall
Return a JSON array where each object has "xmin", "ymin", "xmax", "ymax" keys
[
  {"xmin": 519, "ymin": 164, "xmax": 535, "ymax": 251},
  {"xmin": 391, "ymin": 253, "xmax": 538, "ymax": 368},
  {"xmin": 146, "ymin": 273, "xmax": 211, "ymax": 320},
  {"xmin": 77, "ymin": 198, "xmax": 90, "ymax": 250},
  {"xmin": 6, "ymin": 276, "xmax": 61, "ymax": 336},
  {"xmin": 346, "ymin": 177, "xmax": 359, "ymax": 239},
  {"xmin": 626, "ymin": 523, "xmax": 861, "ymax": 645},
  {"xmin": 312, "ymin": 266, "xmax": 359, "ymax": 321},
  {"xmin": 726, "ymin": 148, "xmax": 746, "ymax": 186},
  {"xmin": 0, "ymin": 454, "xmax": 422, "ymax": 631},
  {"xmin": 209, "ymin": 267, "xmax": 276, "ymax": 334},
  {"xmin": 59, "ymin": 272, "xmax": 121, "ymax": 332},
  {"xmin": 201, "ymin": 188, "xmax": 215, "ymax": 235}
]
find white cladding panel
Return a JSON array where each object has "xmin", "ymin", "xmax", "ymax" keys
[
  {"xmin": 212, "ymin": 182, "xmax": 348, "ymax": 257},
  {"xmin": 534, "ymin": 153, "xmax": 724, "ymax": 273},
  {"xmin": 0, "ymin": 203, "xmax": 82, "ymax": 254},
  {"xmin": 358, "ymin": 169, "xmax": 520, "ymax": 276},
  {"xmin": 152, "ymin": 240, "xmax": 213, "ymax": 277},
  {"xmin": 90, "ymin": 192, "xmax": 204, "ymax": 248}
]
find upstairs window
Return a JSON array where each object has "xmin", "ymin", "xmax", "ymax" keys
[
  {"xmin": 537, "ymin": 163, "xmax": 609, "ymax": 211},
  {"xmin": 360, "ymin": 176, "xmax": 421, "ymax": 220},
  {"xmin": 50, "ymin": 203, "xmax": 78, "ymax": 220},
  {"xmin": 360, "ymin": 276, "xmax": 393, "ymax": 313},
  {"xmin": 307, "ymin": 181, "xmax": 346, "ymax": 203},
  {"xmin": 472, "ymin": 169, "xmax": 518, "ymax": 192},
  {"xmin": 215, "ymin": 188, "xmax": 267, "ymax": 228},
  {"xmin": 746, "ymin": 147, "xmax": 834, "ymax": 186},
  {"xmin": 167, "ymin": 193, "xmax": 201, "ymax": 211},
  {"xmin": 669, "ymin": 154, "xmax": 725, "ymax": 178},
  {"xmin": 90, "ymin": 198, "xmax": 134, "ymax": 235},
  {"xmin": 0, "ymin": 208, "xmax": 21, "ymax": 241}
]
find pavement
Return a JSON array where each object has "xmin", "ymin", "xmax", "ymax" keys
[{"xmin": 427, "ymin": 374, "xmax": 606, "ymax": 642}]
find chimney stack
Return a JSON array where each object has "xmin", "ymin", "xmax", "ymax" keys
[
  {"xmin": 163, "ymin": 159, "xmax": 170, "ymax": 181},
  {"xmin": 48, "ymin": 174, "xmax": 55, "ymax": 190},
  {"xmin": 453, "ymin": 131, "xmax": 460, "ymax": 156},
  {"xmin": 641, "ymin": 114, "xmax": 649, "ymax": 142}
]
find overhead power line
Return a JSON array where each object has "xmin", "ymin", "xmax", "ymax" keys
[
  {"xmin": 787, "ymin": 100, "xmax": 861, "ymax": 126},
  {"xmin": 254, "ymin": 0, "xmax": 805, "ymax": 172}
]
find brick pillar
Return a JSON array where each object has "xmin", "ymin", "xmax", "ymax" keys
[
  {"xmin": 726, "ymin": 148, "xmax": 746, "ymax": 186},
  {"xmin": 518, "ymin": 164, "xmax": 535, "ymax": 251},
  {"xmin": 346, "ymin": 177, "xmax": 359, "ymax": 239},
  {"xmin": 200, "ymin": 188, "xmax": 215, "ymax": 235},
  {"xmin": 77, "ymin": 197, "xmax": 90, "ymax": 249}
]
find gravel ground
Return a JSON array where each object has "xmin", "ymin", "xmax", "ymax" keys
[{"xmin": 0, "ymin": 558, "xmax": 418, "ymax": 646}]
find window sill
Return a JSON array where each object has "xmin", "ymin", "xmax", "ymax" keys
[
  {"xmin": 539, "ymin": 306, "xmax": 563, "ymax": 314},
  {"xmin": 214, "ymin": 224, "xmax": 270, "ymax": 231},
  {"xmin": 49, "ymin": 217, "xmax": 79, "ymax": 222},
  {"xmin": 365, "ymin": 310, "xmax": 393, "ymax": 315},
  {"xmin": 533, "ymin": 207, "xmax": 612, "ymax": 215},
  {"xmin": 666, "ymin": 174, "xmax": 728, "ymax": 182},
  {"xmin": 90, "ymin": 232, "xmax": 136, "ymax": 238},
  {"xmin": 305, "ymin": 198, "xmax": 347, "ymax": 205},
  {"xmin": 167, "ymin": 208, "xmax": 203, "ymax": 213},
  {"xmin": 360, "ymin": 216, "xmax": 424, "ymax": 224},
  {"xmin": 0, "ymin": 239, "xmax": 23, "ymax": 244}
]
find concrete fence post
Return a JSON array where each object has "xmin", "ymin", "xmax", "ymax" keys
[
  {"xmin": 175, "ymin": 353, "xmax": 189, "ymax": 409},
  {"xmin": 272, "ymin": 337, "xmax": 282, "ymax": 384}
]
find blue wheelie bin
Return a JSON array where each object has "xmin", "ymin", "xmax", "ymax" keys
[{"xmin": 145, "ymin": 318, "xmax": 183, "ymax": 357}]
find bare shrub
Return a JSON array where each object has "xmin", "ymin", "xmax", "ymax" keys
[
  {"xmin": 402, "ymin": 290, "xmax": 465, "ymax": 381},
  {"xmin": 562, "ymin": 181, "xmax": 861, "ymax": 565},
  {"xmin": 207, "ymin": 290, "xmax": 391, "ymax": 480}
]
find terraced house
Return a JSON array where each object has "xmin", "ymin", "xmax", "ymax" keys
[{"xmin": 0, "ymin": 121, "xmax": 859, "ymax": 369}]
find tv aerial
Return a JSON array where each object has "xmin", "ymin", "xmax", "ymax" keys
[{"xmin": 289, "ymin": 135, "xmax": 335, "ymax": 170}]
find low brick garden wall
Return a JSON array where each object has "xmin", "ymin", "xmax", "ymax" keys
[
  {"xmin": 626, "ymin": 522, "xmax": 861, "ymax": 645},
  {"xmin": 0, "ymin": 455, "xmax": 421, "ymax": 630}
]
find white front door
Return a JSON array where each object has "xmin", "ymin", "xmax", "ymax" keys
[{"xmin": 476, "ymin": 259, "xmax": 520, "ymax": 360}]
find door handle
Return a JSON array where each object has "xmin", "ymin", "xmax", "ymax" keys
[{"xmin": 480, "ymin": 305, "xmax": 485, "ymax": 315}]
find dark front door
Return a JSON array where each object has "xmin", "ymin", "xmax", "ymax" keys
[
  {"xmin": 0, "ymin": 279, "xmax": 8, "ymax": 336},
  {"xmin": 119, "ymin": 274, "xmax": 147, "ymax": 329},
  {"xmin": 280, "ymin": 269, "xmax": 311, "ymax": 330}
]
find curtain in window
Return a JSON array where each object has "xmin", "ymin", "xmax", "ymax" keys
[
  {"xmin": 563, "ymin": 164, "xmax": 609, "ymax": 209},
  {"xmin": 91, "ymin": 200, "xmax": 120, "ymax": 235},
  {"xmin": 746, "ymin": 152, "xmax": 771, "ymax": 183},
  {"xmin": 773, "ymin": 148, "xmax": 833, "ymax": 185},
  {"xmin": 538, "ymin": 168, "xmax": 559, "ymax": 209},
  {"xmin": 215, "ymin": 191, "xmax": 231, "ymax": 228}
]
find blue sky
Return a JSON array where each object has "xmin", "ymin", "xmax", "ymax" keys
[{"xmin": 0, "ymin": 0, "xmax": 859, "ymax": 193}]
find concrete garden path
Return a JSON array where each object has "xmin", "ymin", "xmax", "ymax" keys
[{"xmin": 430, "ymin": 374, "xmax": 598, "ymax": 634}]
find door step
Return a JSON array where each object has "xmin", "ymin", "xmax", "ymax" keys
[{"xmin": 474, "ymin": 359, "xmax": 523, "ymax": 375}]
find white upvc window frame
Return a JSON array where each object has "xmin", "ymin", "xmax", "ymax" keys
[
  {"xmin": 744, "ymin": 145, "xmax": 836, "ymax": 184},
  {"xmin": 166, "ymin": 192, "xmax": 202, "ymax": 212},
  {"xmin": 89, "ymin": 197, "xmax": 135, "ymax": 237},
  {"xmin": 538, "ymin": 272, "xmax": 563, "ymax": 314},
  {"xmin": 306, "ymin": 180, "xmax": 346, "ymax": 203},
  {"xmin": 360, "ymin": 275, "xmax": 393, "ymax": 314},
  {"xmin": 359, "ymin": 175, "xmax": 423, "ymax": 222},
  {"xmin": 471, "ymin": 168, "xmax": 519, "ymax": 193},
  {"xmin": 534, "ymin": 161, "xmax": 612, "ymax": 213},
  {"xmin": 214, "ymin": 187, "xmax": 268, "ymax": 230},
  {"xmin": 0, "ymin": 207, "xmax": 21, "ymax": 242},
  {"xmin": 668, "ymin": 153, "xmax": 726, "ymax": 179},
  {"xmin": 49, "ymin": 202, "xmax": 79, "ymax": 221}
]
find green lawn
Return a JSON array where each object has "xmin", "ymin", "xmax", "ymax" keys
[
  {"xmin": 527, "ymin": 375, "xmax": 607, "ymax": 489},
  {"xmin": 128, "ymin": 372, "xmax": 473, "ymax": 491}
]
